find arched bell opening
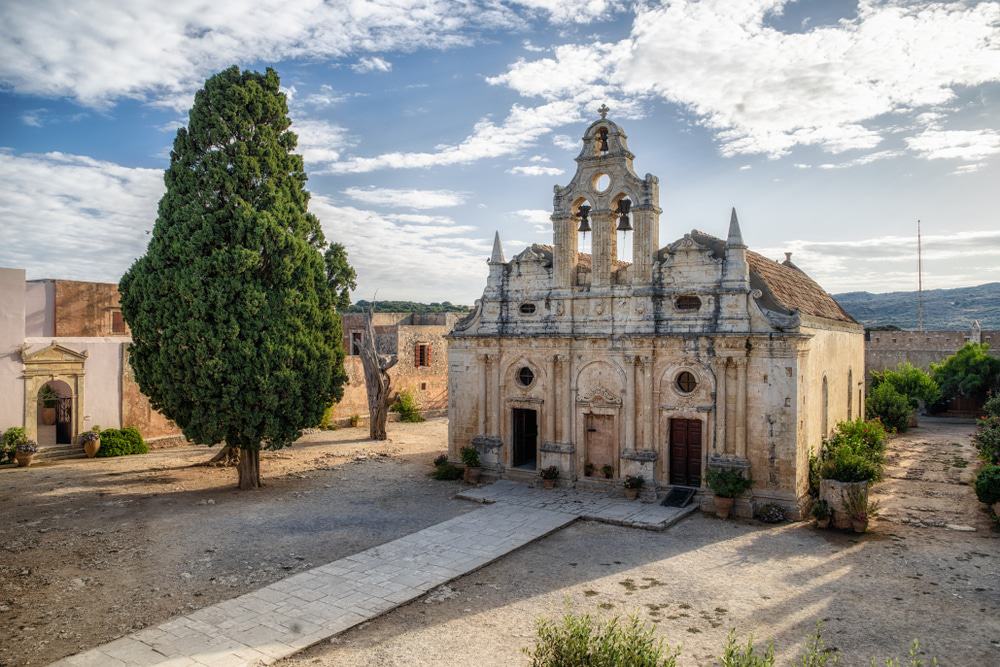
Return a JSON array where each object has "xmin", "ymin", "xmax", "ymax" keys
[
  {"xmin": 612, "ymin": 193, "xmax": 634, "ymax": 263},
  {"xmin": 572, "ymin": 197, "xmax": 593, "ymax": 254}
]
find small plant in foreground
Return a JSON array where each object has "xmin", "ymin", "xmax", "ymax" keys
[
  {"xmin": 431, "ymin": 462, "xmax": 462, "ymax": 480},
  {"xmin": 525, "ymin": 612, "xmax": 678, "ymax": 667},
  {"xmin": 349, "ymin": 414, "xmax": 362, "ymax": 427},
  {"xmin": 974, "ymin": 464, "xmax": 1000, "ymax": 505},
  {"xmin": 96, "ymin": 427, "xmax": 148, "ymax": 457},
  {"xmin": 799, "ymin": 623, "xmax": 839, "ymax": 666},
  {"xmin": 16, "ymin": 440, "xmax": 38, "ymax": 454},
  {"xmin": 460, "ymin": 446, "xmax": 480, "ymax": 468},
  {"xmin": 811, "ymin": 500, "xmax": 831, "ymax": 520},
  {"xmin": 432, "ymin": 454, "xmax": 448, "ymax": 467},
  {"xmin": 706, "ymin": 468, "xmax": 752, "ymax": 497},
  {"xmin": 623, "ymin": 475, "xmax": 644, "ymax": 489},
  {"xmin": 755, "ymin": 503, "xmax": 785, "ymax": 524},
  {"xmin": 719, "ymin": 629, "xmax": 775, "ymax": 666},
  {"xmin": 79, "ymin": 431, "xmax": 100, "ymax": 445},
  {"xmin": 540, "ymin": 465, "xmax": 559, "ymax": 480},
  {"xmin": 391, "ymin": 389, "xmax": 425, "ymax": 423},
  {"xmin": 601, "ymin": 464, "xmax": 614, "ymax": 479}
]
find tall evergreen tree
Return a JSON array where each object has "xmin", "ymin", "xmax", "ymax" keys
[
  {"xmin": 324, "ymin": 242, "xmax": 357, "ymax": 311},
  {"xmin": 120, "ymin": 66, "xmax": 347, "ymax": 489}
]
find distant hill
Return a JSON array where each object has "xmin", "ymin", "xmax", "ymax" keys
[
  {"xmin": 834, "ymin": 283, "xmax": 1000, "ymax": 330},
  {"xmin": 347, "ymin": 299, "xmax": 471, "ymax": 314}
]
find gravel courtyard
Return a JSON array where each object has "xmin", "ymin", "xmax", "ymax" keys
[{"xmin": 2, "ymin": 419, "xmax": 998, "ymax": 666}]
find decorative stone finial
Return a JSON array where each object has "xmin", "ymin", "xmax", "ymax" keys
[
  {"xmin": 490, "ymin": 231, "xmax": 505, "ymax": 264},
  {"xmin": 598, "ymin": 103, "xmax": 609, "ymax": 119},
  {"xmin": 726, "ymin": 207, "xmax": 746, "ymax": 248}
]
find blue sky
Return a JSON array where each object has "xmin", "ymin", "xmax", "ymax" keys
[{"xmin": 1, "ymin": 0, "xmax": 998, "ymax": 304}]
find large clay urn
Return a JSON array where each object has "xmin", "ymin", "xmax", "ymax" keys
[
  {"xmin": 40, "ymin": 407, "xmax": 57, "ymax": 426},
  {"xmin": 83, "ymin": 437, "xmax": 101, "ymax": 458}
]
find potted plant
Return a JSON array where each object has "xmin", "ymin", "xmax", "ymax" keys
[
  {"xmin": 460, "ymin": 446, "xmax": 481, "ymax": 484},
  {"xmin": 811, "ymin": 499, "xmax": 831, "ymax": 529},
  {"xmin": 38, "ymin": 385, "xmax": 59, "ymax": 425},
  {"xmin": 843, "ymin": 484, "xmax": 879, "ymax": 533},
  {"xmin": 2, "ymin": 427, "xmax": 25, "ymax": 464},
  {"xmin": 540, "ymin": 465, "xmax": 559, "ymax": 489},
  {"xmin": 623, "ymin": 475, "xmax": 644, "ymax": 500},
  {"xmin": 584, "ymin": 462, "xmax": 595, "ymax": 477},
  {"xmin": 601, "ymin": 464, "xmax": 614, "ymax": 479},
  {"xmin": 706, "ymin": 468, "xmax": 752, "ymax": 519},
  {"xmin": 80, "ymin": 430, "xmax": 101, "ymax": 458},
  {"xmin": 15, "ymin": 440, "xmax": 38, "ymax": 468}
]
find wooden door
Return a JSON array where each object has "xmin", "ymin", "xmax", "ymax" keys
[
  {"xmin": 585, "ymin": 414, "xmax": 616, "ymax": 475},
  {"xmin": 669, "ymin": 418, "xmax": 702, "ymax": 487}
]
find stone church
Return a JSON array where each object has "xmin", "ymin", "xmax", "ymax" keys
[{"xmin": 447, "ymin": 110, "xmax": 864, "ymax": 517}]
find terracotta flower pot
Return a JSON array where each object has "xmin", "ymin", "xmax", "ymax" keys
[
  {"xmin": 542, "ymin": 478, "xmax": 556, "ymax": 490},
  {"xmin": 714, "ymin": 496, "xmax": 735, "ymax": 519},
  {"xmin": 463, "ymin": 466, "xmax": 481, "ymax": 484},
  {"xmin": 624, "ymin": 487, "xmax": 639, "ymax": 501},
  {"xmin": 83, "ymin": 438, "xmax": 101, "ymax": 458},
  {"xmin": 40, "ymin": 407, "xmax": 56, "ymax": 426},
  {"xmin": 15, "ymin": 452, "xmax": 34, "ymax": 468},
  {"xmin": 851, "ymin": 518, "xmax": 868, "ymax": 533},
  {"xmin": 816, "ymin": 516, "xmax": 831, "ymax": 529}
]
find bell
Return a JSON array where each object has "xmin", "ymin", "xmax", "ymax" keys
[
  {"xmin": 598, "ymin": 128, "xmax": 609, "ymax": 153},
  {"xmin": 577, "ymin": 204, "xmax": 592, "ymax": 234},
  {"xmin": 616, "ymin": 199, "xmax": 632, "ymax": 232}
]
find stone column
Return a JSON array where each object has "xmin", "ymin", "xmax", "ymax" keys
[
  {"xmin": 478, "ymin": 352, "xmax": 488, "ymax": 434},
  {"xmin": 562, "ymin": 353, "xmax": 573, "ymax": 443},
  {"xmin": 715, "ymin": 357, "xmax": 728, "ymax": 455},
  {"xmin": 638, "ymin": 356, "xmax": 651, "ymax": 449},
  {"xmin": 592, "ymin": 210, "xmax": 615, "ymax": 287},
  {"xmin": 553, "ymin": 215, "xmax": 578, "ymax": 288},
  {"xmin": 546, "ymin": 354, "xmax": 556, "ymax": 443},
  {"xmin": 625, "ymin": 354, "xmax": 636, "ymax": 451},
  {"xmin": 492, "ymin": 352, "xmax": 502, "ymax": 438},
  {"xmin": 735, "ymin": 358, "xmax": 748, "ymax": 458}
]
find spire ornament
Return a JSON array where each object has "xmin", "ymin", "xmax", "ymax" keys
[{"xmin": 598, "ymin": 103, "xmax": 609, "ymax": 119}]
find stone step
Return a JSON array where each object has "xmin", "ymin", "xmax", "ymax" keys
[{"xmin": 35, "ymin": 445, "xmax": 86, "ymax": 461}]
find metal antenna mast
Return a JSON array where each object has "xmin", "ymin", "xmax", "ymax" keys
[{"xmin": 917, "ymin": 219, "xmax": 924, "ymax": 332}]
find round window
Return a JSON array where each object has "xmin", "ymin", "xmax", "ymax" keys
[
  {"xmin": 518, "ymin": 367, "xmax": 535, "ymax": 387},
  {"xmin": 519, "ymin": 302, "xmax": 536, "ymax": 315},
  {"xmin": 676, "ymin": 371, "xmax": 697, "ymax": 393},
  {"xmin": 593, "ymin": 173, "xmax": 611, "ymax": 193}
]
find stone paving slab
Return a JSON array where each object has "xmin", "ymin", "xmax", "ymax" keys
[
  {"xmin": 456, "ymin": 479, "xmax": 698, "ymax": 530},
  {"xmin": 50, "ymin": 504, "xmax": 574, "ymax": 667}
]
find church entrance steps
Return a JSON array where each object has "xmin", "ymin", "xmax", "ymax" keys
[
  {"xmin": 35, "ymin": 444, "xmax": 85, "ymax": 462},
  {"xmin": 50, "ymin": 503, "xmax": 575, "ymax": 667},
  {"xmin": 456, "ymin": 479, "xmax": 698, "ymax": 531}
]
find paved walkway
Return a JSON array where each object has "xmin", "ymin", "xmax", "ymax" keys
[
  {"xmin": 51, "ymin": 504, "xmax": 574, "ymax": 667},
  {"xmin": 457, "ymin": 479, "xmax": 698, "ymax": 530}
]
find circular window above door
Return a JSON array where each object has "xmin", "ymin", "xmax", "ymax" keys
[
  {"xmin": 676, "ymin": 371, "xmax": 697, "ymax": 394},
  {"xmin": 517, "ymin": 366, "xmax": 535, "ymax": 387}
]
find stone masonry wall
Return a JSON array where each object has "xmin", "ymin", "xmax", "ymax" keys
[
  {"xmin": 866, "ymin": 328, "xmax": 1000, "ymax": 378},
  {"xmin": 54, "ymin": 280, "xmax": 127, "ymax": 337}
]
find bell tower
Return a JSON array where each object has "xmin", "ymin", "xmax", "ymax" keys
[{"xmin": 551, "ymin": 107, "xmax": 660, "ymax": 288}]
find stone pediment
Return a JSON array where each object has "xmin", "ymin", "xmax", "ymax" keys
[
  {"xmin": 512, "ymin": 246, "xmax": 548, "ymax": 264},
  {"xmin": 666, "ymin": 234, "xmax": 715, "ymax": 257},
  {"xmin": 22, "ymin": 343, "xmax": 88, "ymax": 364},
  {"xmin": 578, "ymin": 385, "xmax": 622, "ymax": 406}
]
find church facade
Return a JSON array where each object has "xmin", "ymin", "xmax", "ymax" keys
[{"xmin": 446, "ymin": 111, "xmax": 864, "ymax": 517}]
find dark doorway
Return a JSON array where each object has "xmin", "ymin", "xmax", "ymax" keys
[
  {"xmin": 669, "ymin": 418, "xmax": 702, "ymax": 487},
  {"xmin": 511, "ymin": 408, "xmax": 538, "ymax": 469},
  {"xmin": 56, "ymin": 397, "xmax": 73, "ymax": 444}
]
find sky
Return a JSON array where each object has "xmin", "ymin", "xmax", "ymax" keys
[{"xmin": 0, "ymin": 0, "xmax": 998, "ymax": 304}]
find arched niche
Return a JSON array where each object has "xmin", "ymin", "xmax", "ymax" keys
[{"xmin": 574, "ymin": 360, "xmax": 626, "ymax": 478}]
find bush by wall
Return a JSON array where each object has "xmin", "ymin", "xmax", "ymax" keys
[
  {"xmin": 974, "ymin": 465, "xmax": 1000, "ymax": 505},
  {"xmin": 983, "ymin": 393, "xmax": 1000, "ymax": 419},
  {"xmin": 391, "ymin": 390, "xmax": 425, "ymax": 423},
  {"xmin": 3, "ymin": 427, "xmax": 27, "ymax": 462},
  {"xmin": 871, "ymin": 362, "xmax": 941, "ymax": 409},
  {"xmin": 818, "ymin": 419, "xmax": 887, "ymax": 483},
  {"xmin": 930, "ymin": 342, "xmax": 1000, "ymax": 405},
  {"xmin": 96, "ymin": 427, "xmax": 149, "ymax": 457},
  {"xmin": 974, "ymin": 416, "xmax": 1000, "ymax": 464},
  {"xmin": 866, "ymin": 382, "xmax": 912, "ymax": 432}
]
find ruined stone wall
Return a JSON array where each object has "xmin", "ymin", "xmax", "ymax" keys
[
  {"xmin": 53, "ymin": 280, "xmax": 128, "ymax": 337},
  {"xmin": 120, "ymin": 347, "xmax": 182, "ymax": 439},
  {"xmin": 865, "ymin": 329, "xmax": 1000, "ymax": 377}
]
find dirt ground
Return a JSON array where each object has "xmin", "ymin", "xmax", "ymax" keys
[
  {"xmin": 0, "ymin": 418, "xmax": 470, "ymax": 667},
  {"xmin": 281, "ymin": 419, "xmax": 999, "ymax": 667}
]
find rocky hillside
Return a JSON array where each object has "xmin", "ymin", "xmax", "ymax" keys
[{"xmin": 834, "ymin": 282, "xmax": 1000, "ymax": 330}]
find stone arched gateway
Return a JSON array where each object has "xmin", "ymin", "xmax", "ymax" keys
[
  {"xmin": 500, "ymin": 356, "xmax": 547, "ymax": 470},
  {"xmin": 656, "ymin": 362, "xmax": 716, "ymax": 486},
  {"xmin": 21, "ymin": 343, "xmax": 86, "ymax": 447}
]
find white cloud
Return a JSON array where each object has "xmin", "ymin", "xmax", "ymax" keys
[
  {"xmin": 552, "ymin": 134, "xmax": 578, "ymax": 151},
  {"xmin": 509, "ymin": 0, "xmax": 623, "ymax": 24},
  {"xmin": 905, "ymin": 129, "xmax": 1000, "ymax": 161},
  {"xmin": 20, "ymin": 109, "xmax": 46, "ymax": 127},
  {"xmin": 508, "ymin": 165, "xmax": 565, "ymax": 176},
  {"xmin": 351, "ymin": 56, "xmax": 392, "ymax": 73},
  {"xmin": 953, "ymin": 163, "xmax": 984, "ymax": 175},
  {"xmin": 738, "ymin": 165, "xmax": 751, "ymax": 171},
  {"xmin": 816, "ymin": 150, "xmax": 901, "ymax": 170},
  {"xmin": 490, "ymin": 1, "xmax": 1000, "ymax": 160},
  {"xmin": 383, "ymin": 213, "xmax": 457, "ymax": 225},
  {"xmin": 324, "ymin": 100, "xmax": 579, "ymax": 173},
  {"xmin": 0, "ymin": 150, "xmax": 163, "ymax": 282},
  {"xmin": 0, "ymin": 0, "xmax": 527, "ymax": 109},
  {"xmin": 291, "ymin": 118, "xmax": 351, "ymax": 167},
  {"xmin": 513, "ymin": 208, "xmax": 552, "ymax": 234},
  {"xmin": 342, "ymin": 186, "xmax": 467, "ymax": 209}
]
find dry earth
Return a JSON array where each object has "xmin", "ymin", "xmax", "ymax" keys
[
  {"xmin": 0, "ymin": 418, "xmax": 470, "ymax": 666},
  {"xmin": 281, "ymin": 419, "xmax": 999, "ymax": 667}
]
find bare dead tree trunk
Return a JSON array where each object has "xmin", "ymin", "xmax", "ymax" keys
[
  {"xmin": 237, "ymin": 448, "xmax": 262, "ymax": 489},
  {"xmin": 360, "ymin": 304, "xmax": 397, "ymax": 440}
]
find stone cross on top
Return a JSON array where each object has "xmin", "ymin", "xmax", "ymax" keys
[{"xmin": 598, "ymin": 103, "xmax": 610, "ymax": 119}]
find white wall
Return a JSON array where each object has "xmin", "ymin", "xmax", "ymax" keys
[
  {"xmin": 0, "ymin": 268, "xmax": 26, "ymax": 430},
  {"xmin": 23, "ymin": 337, "xmax": 124, "ymax": 430},
  {"xmin": 25, "ymin": 280, "xmax": 54, "ymax": 337}
]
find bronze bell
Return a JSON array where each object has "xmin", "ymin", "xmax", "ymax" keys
[
  {"xmin": 616, "ymin": 199, "xmax": 632, "ymax": 232},
  {"xmin": 598, "ymin": 128, "xmax": 609, "ymax": 153},
  {"xmin": 577, "ymin": 204, "xmax": 592, "ymax": 233}
]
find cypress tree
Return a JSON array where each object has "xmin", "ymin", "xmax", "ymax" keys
[{"xmin": 120, "ymin": 66, "xmax": 347, "ymax": 489}]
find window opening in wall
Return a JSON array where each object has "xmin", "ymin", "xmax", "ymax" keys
[
  {"xmin": 420, "ymin": 382, "xmax": 427, "ymax": 391},
  {"xmin": 415, "ymin": 343, "xmax": 431, "ymax": 367},
  {"xmin": 676, "ymin": 371, "xmax": 697, "ymax": 393},
  {"xmin": 518, "ymin": 366, "xmax": 535, "ymax": 387},
  {"xmin": 593, "ymin": 173, "xmax": 611, "ymax": 193},
  {"xmin": 519, "ymin": 303, "xmax": 536, "ymax": 315},
  {"xmin": 351, "ymin": 332, "xmax": 363, "ymax": 356},
  {"xmin": 110, "ymin": 309, "xmax": 126, "ymax": 335},
  {"xmin": 675, "ymin": 295, "xmax": 702, "ymax": 311}
]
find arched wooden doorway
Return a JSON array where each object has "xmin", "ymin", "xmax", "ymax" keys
[{"xmin": 37, "ymin": 379, "xmax": 74, "ymax": 446}]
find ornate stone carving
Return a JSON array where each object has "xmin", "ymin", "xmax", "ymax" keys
[{"xmin": 577, "ymin": 385, "xmax": 622, "ymax": 406}]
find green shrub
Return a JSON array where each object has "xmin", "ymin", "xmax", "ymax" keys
[
  {"xmin": 866, "ymin": 382, "xmax": 912, "ymax": 433},
  {"xmin": 318, "ymin": 405, "xmax": 338, "ymax": 430},
  {"xmin": 719, "ymin": 630, "xmax": 775, "ymax": 666},
  {"xmin": 798, "ymin": 624, "xmax": 839, "ymax": 666},
  {"xmin": 974, "ymin": 416, "xmax": 1000, "ymax": 463},
  {"xmin": 832, "ymin": 419, "xmax": 887, "ymax": 454},
  {"xmin": 706, "ymin": 468, "xmax": 752, "ymax": 498},
  {"xmin": 982, "ymin": 393, "xmax": 1000, "ymax": 419},
  {"xmin": 432, "ymin": 454, "xmax": 449, "ymax": 467},
  {"xmin": 3, "ymin": 427, "xmax": 27, "ymax": 461},
  {"xmin": 525, "ymin": 613, "xmax": 678, "ymax": 667},
  {"xmin": 431, "ymin": 462, "xmax": 462, "ymax": 480},
  {"xmin": 96, "ymin": 427, "xmax": 148, "ymax": 457},
  {"xmin": 871, "ymin": 363, "xmax": 940, "ymax": 409},
  {"xmin": 819, "ymin": 444, "xmax": 882, "ymax": 483},
  {"xmin": 391, "ymin": 390, "xmax": 425, "ymax": 423},
  {"xmin": 974, "ymin": 465, "xmax": 1000, "ymax": 505},
  {"xmin": 931, "ymin": 342, "xmax": 1000, "ymax": 404},
  {"xmin": 460, "ymin": 445, "xmax": 480, "ymax": 468},
  {"xmin": 808, "ymin": 450, "xmax": 822, "ymax": 498}
]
